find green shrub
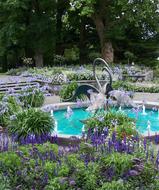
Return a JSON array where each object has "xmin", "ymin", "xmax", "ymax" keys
[
  {"xmin": 8, "ymin": 108, "xmax": 54, "ymax": 140},
  {"xmin": 20, "ymin": 88, "xmax": 44, "ymax": 108},
  {"xmin": 0, "ymin": 174, "xmax": 11, "ymax": 190},
  {"xmin": 88, "ymin": 51, "xmax": 101, "ymax": 61},
  {"xmin": 54, "ymin": 55, "xmax": 66, "ymax": 65},
  {"xmin": 6, "ymin": 67, "xmax": 27, "ymax": 76},
  {"xmin": 45, "ymin": 177, "xmax": 69, "ymax": 190},
  {"xmin": 154, "ymin": 65, "xmax": 159, "ymax": 78},
  {"xmin": 99, "ymin": 152, "xmax": 158, "ymax": 189},
  {"xmin": 85, "ymin": 111, "xmax": 137, "ymax": 139},
  {"xmin": 59, "ymin": 81, "xmax": 78, "ymax": 100},
  {"xmin": 113, "ymin": 81, "xmax": 159, "ymax": 93},
  {"xmin": 97, "ymin": 181, "xmax": 130, "ymax": 190},
  {"xmin": 35, "ymin": 142, "xmax": 58, "ymax": 155},
  {"xmin": 100, "ymin": 152, "xmax": 133, "ymax": 180},
  {"xmin": 0, "ymin": 143, "xmax": 59, "ymax": 190},
  {"xmin": 64, "ymin": 46, "xmax": 79, "ymax": 62},
  {"xmin": 0, "ymin": 96, "xmax": 22, "ymax": 127}
]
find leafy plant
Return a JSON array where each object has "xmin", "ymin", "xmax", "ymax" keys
[
  {"xmin": 20, "ymin": 87, "xmax": 45, "ymax": 108},
  {"xmin": 0, "ymin": 96, "xmax": 22, "ymax": 127},
  {"xmin": 6, "ymin": 67, "xmax": 27, "ymax": 76},
  {"xmin": 54, "ymin": 55, "xmax": 66, "ymax": 65},
  {"xmin": 97, "ymin": 181, "xmax": 130, "ymax": 190},
  {"xmin": 60, "ymin": 81, "xmax": 78, "ymax": 100},
  {"xmin": 8, "ymin": 108, "xmax": 54, "ymax": 140},
  {"xmin": 0, "ymin": 174, "xmax": 11, "ymax": 190},
  {"xmin": 85, "ymin": 111, "xmax": 137, "ymax": 139},
  {"xmin": 113, "ymin": 81, "xmax": 159, "ymax": 93}
]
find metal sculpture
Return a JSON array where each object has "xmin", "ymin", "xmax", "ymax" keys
[{"xmin": 63, "ymin": 58, "xmax": 113, "ymax": 102}]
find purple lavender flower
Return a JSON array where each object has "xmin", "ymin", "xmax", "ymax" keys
[
  {"xmin": 98, "ymin": 116, "xmax": 104, "ymax": 122},
  {"xmin": 10, "ymin": 115, "xmax": 17, "ymax": 121},
  {"xmin": 128, "ymin": 170, "xmax": 139, "ymax": 176},
  {"xmin": 76, "ymin": 99, "xmax": 83, "ymax": 108},
  {"xmin": 69, "ymin": 179, "xmax": 76, "ymax": 186}
]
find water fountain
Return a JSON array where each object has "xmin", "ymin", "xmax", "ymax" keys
[
  {"xmin": 142, "ymin": 104, "xmax": 147, "ymax": 115},
  {"xmin": 50, "ymin": 110, "xmax": 54, "ymax": 116},
  {"xmin": 118, "ymin": 106, "xmax": 122, "ymax": 112},
  {"xmin": 65, "ymin": 106, "xmax": 73, "ymax": 118},
  {"xmin": 109, "ymin": 90, "xmax": 136, "ymax": 108},
  {"xmin": 86, "ymin": 92, "xmax": 106, "ymax": 112},
  {"xmin": 147, "ymin": 120, "xmax": 151, "ymax": 136},
  {"xmin": 54, "ymin": 120, "xmax": 58, "ymax": 132}
]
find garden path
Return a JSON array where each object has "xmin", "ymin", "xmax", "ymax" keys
[
  {"xmin": 44, "ymin": 92, "xmax": 159, "ymax": 106},
  {"xmin": 44, "ymin": 95, "xmax": 61, "ymax": 105}
]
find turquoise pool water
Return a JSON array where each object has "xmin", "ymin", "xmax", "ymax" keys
[{"xmin": 53, "ymin": 108, "xmax": 159, "ymax": 136}]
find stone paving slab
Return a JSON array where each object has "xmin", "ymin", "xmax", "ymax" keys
[
  {"xmin": 133, "ymin": 93, "xmax": 159, "ymax": 102},
  {"xmin": 44, "ymin": 95, "xmax": 61, "ymax": 105}
]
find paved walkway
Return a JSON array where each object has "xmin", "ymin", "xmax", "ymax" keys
[
  {"xmin": 133, "ymin": 93, "xmax": 159, "ymax": 102},
  {"xmin": 44, "ymin": 95, "xmax": 61, "ymax": 105},
  {"xmin": 44, "ymin": 92, "xmax": 159, "ymax": 105}
]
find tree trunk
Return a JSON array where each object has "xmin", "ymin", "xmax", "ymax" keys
[
  {"xmin": 79, "ymin": 19, "xmax": 87, "ymax": 65},
  {"xmin": 92, "ymin": 15, "xmax": 114, "ymax": 63},
  {"xmin": 101, "ymin": 41, "xmax": 114, "ymax": 63},
  {"xmin": 34, "ymin": 50, "xmax": 43, "ymax": 67},
  {"xmin": 2, "ymin": 53, "xmax": 8, "ymax": 72}
]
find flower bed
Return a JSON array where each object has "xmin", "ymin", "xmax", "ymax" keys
[{"xmin": 0, "ymin": 132, "xmax": 159, "ymax": 189}]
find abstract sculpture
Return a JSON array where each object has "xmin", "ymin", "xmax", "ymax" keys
[{"xmin": 63, "ymin": 58, "xmax": 113, "ymax": 102}]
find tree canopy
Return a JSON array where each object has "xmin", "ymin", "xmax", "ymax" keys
[{"xmin": 0, "ymin": 0, "xmax": 158, "ymax": 70}]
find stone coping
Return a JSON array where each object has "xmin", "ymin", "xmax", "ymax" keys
[{"xmin": 42, "ymin": 100, "xmax": 159, "ymax": 111}]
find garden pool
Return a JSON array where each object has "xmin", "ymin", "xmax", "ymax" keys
[{"xmin": 53, "ymin": 108, "xmax": 159, "ymax": 136}]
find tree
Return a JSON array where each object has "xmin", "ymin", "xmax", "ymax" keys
[
  {"xmin": 0, "ymin": 0, "xmax": 56, "ymax": 69},
  {"xmin": 70, "ymin": 0, "xmax": 159, "ymax": 63}
]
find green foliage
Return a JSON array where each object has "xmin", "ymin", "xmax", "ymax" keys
[
  {"xmin": 6, "ymin": 67, "xmax": 27, "ymax": 76},
  {"xmin": 54, "ymin": 55, "xmax": 66, "ymax": 65},
  {"xmin": 154, "ymin": 64, "xmax": 159, "ymax": 78},
  {"xmin": 64, "ymin": 46, "xmax": 79, "ymax": 62},
  {"xmin": 0, "ymin": 0, "xmax": 56, "ymax": 69},
  {"xmin": 88, "ymin": 51, "xmax": 101, "ymax": 61},
  {"xmin": 100, "ymin": 152, "xmax": 133, "ymax": 179},
  {"xmin": 45, "ymin": 177, "xmax": 69, "ymax": 190},
  {"xmin": 0, "ymin": 142, "xmax": 158, "ymax": 190},
  {"xmin": 70, "ymin": 0, "xmax": 159, "ymax": 63},
  {"xmin": 0, "ymin": 174, "xmax": 11, "ymax": 190},
  {"xmin": 113, "ymin": 81, "xmax": 159, "ymax": 93},
  {"xmin": 124, "ymin": 51, "xmax": 135, "ymax": 64},
  {"xmin": 60, "ymin": 81, "xmax": 78, "ymax": 100},
  {"xmin": 85, "ymin": 111, "xmax": 137, "ymax": 139},
  {"xmin": 0, "ymin": 96, "xmax": 22, "ymax": 127},
  {"xmin": 20, "ymin": 88, "xmax": 45, "ymax": 108},
  {"xmin": 0, "ymin": 143, "xmax": 59, "ymax": 190},
  {"xmin": 8, "ymin": 108, "xmax": 54, "ymax": 140},
  {"xmin": 67, "ymin": 70, "xmax": 94, "ymax": 81},
  {"xmin": 97, "ymin": 181, "xmax": 130, "ymax": 190}
]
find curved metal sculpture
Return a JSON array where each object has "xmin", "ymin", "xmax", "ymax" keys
[
  {"xmin": 93, "ymin": 58, "xmax": 113, "ymax": 95},
  {"xmin": 63, "ymin": 58, "xmax": 113, "ymax": 102}
]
